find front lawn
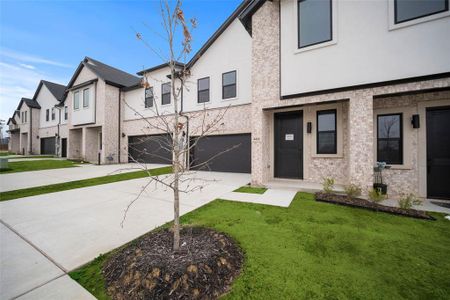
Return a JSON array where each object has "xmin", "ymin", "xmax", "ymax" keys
[
  {"xmin": 70, "ymin": 192, "xmax": 450, "ymax": 299},
  {"xmin": 0, "ymin": 166, "xmax": 172, "ymax": 201},
  {"xmin": 233, "ymin": 185, "xmax": 267, "ymax": 194},
  {"xmin": 0, "ymin": 159, "xmax": 79, "ymax": 173}
]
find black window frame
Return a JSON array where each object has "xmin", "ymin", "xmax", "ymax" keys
[
  {"xmin": 46, "ymin": 109, "xmax": 50, "ymax": 122},
  {"xmin": 197, "ymin": 77, "xmax": 210, "ymax": 103},
  {"xmin": 377, "ymin": 113, "xmax": 403, "ymax": 165},
  {"xmin": 222, "ymin": 71, "xmax": 237, "ymax": 100},
  {"xmin": 51, "ymin": 108, "xmax": 55, "ymax": 120},
  {"xmin": 64, "ymin": 106, "xmax": 68, "ymax": 120},
  {"xmin": 394, "ymin": 0, "xmax": 449, "ymax": 24},
  {"xmin": 161, "ymin": 82, "xmax": 171, "ymax": 105},
  {"xmin": 316, "ymin": 109, "xmax": 337, "ymax": 155},
  {"xmin": 298, "ymin": 0, "xmax": 333, "ymax": 49},
  {"xmin": 145, "ymin": 87, "xmax": 154, "ymax": 108}
]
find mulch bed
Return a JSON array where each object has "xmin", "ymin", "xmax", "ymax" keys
[
  {"xmin": 103, "ymin": 227, "xmax": 244, "ymax": 299},
  {"xmin": 315, "ymin": 192, "xmax": 435, "ymax": 220}
]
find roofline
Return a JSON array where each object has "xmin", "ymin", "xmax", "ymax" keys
[
  {"xmin": 136, "ymin": 61, "xmax": 185, "ymax": 76},
  {"xmin": 185, "ymin": 0, "xmax": 252, "ymax": 69},
  {"xmin": 238, "ymin": 0, "xmax": 268, "ymax": 36}
]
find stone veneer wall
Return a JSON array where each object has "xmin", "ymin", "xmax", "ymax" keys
[{"xmin": 374, "ymin": 90, "xmax": 450, "ymax": 197}]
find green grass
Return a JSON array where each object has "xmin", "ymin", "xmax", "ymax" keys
[
  {"xmin": 0, "ymin": 151, "xmax": 13, "ymax": 156},
  {"xmin": 233, "ymin": 185, "xmax": 267, "ymax": 194},
  {"xmin": 0, "ymin": 159, "xmax": 79, "ymax": 174},
  {"xmin": 0, "ymin": 166, "xmax": 172, "ymax": 201},
  {"xmin": 70, "ymin": 192, "xmax": 450, "ymax": 300}
]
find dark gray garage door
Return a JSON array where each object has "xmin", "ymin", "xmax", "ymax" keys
[
  {"xmin": 40, "ymin": 137, "xmax": 56, "ymax": 155},
  {"xmin": 190, "ymin": 134, "xmax": 251, "ymax": 173},
  {"xmin": 128, "ymin": 134, "xmax": 172, "ymax": 164}
]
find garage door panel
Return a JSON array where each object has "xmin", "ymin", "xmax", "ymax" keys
[
  {"xmin": 128, "ymin": 134, "xmax": 172, "ymax": 164},
  {"xmin": 40, "ymin": 137, "xmax": 56, "ymax": 155},
  {"xmin": 190, "ymin": 134, "xmax": 251, "ymax": 173}
]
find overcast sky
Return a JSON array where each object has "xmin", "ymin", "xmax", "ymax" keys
[{"xmin": 0, "ymin": 0, "xmax": 241, "ymax": 135}]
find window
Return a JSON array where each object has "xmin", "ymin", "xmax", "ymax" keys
[
  {"xmin": 197, "ymin": 77, "xmax": 210, "ymax": 103},
  {"xmin": 46, "ymin": 109, "xmax": 50, "ymax": 122},
  {"xmin": 64, "ymin": 106, "xmax": 68, "ymax": 120},
  {"xmin": 74, "ymin": 91, "xmax": 80, "ymax": 110},
  {"xmin": 51, "ymin": 108, "xmax": 55, "ymax": 120},
  {"xmin": 394, "ymin": 0, "xmax": 448, "ymax": 24},
  {"xmin": 377, "ymin": 114, "xmax": 403, "ymax": 164},
  {"xmin": 317, "ymin": 109, "xmax": 337, "ymax": 154},
  {"xmin": 145, "ymin": 87, "xmax": 153, "ymax": 108},
  {"xmin": 222, "ymin": 71, "xmax": 236, "ymax": 99},
  {"xmin": 83, "ymin": 88, "xmax": 89, "ymax": 108},
  {"xmin": 298, "ymin": 0, "xmax": 332, "ymax": 48},
  {"xmin": 162, "ymin": 83, "xmax": 171, "ymax": 105},
  {"xmin": 23, "ymin": 111, "xmax": 27, "ymax": 123}
]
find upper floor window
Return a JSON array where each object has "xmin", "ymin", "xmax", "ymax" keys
[
  {"xmin": 162, "ymin": 83, "xmax": 171, "ymax": 105},
  {"xmin": 317, "ymin": 109, "xmax": 337, "ymax": 154},
  {"xmin": 74, "ymin": 91, "xmax": 80, "ymax": 110},
  {"xmin": 377, "ymin": 113, "xmax": 403, "ymax": 164},
  {"xmin": 64, "ymin": 106, "xmax": 68, "ymax": 120},
  {"xmin": 198, "ymin": 77, "xmax": 210, "ymax": 103},
  {"xmin": 51, "ymin": 108, "xmax": 56, "ymax": 120},
  {"xmin": 222, "ymin": 71, "xmax": 236, "ymax": 99},
  {"xmin": 394, "ymin": 0, "xmax": 449, "ymax": 24},
  {"xmin": 21, "ymin": 111, "xmax": 27, "ymax": 123},
  {"xmin": 145, "ymin": 87, "xmax": 154, "ymax": 108},
  {"xmin": 83, "ymin": 88, "xmax": 90, "ymax": 108},
  {"xmin": 298, "ymin": 0, "xmax": 332, "ymax": 48},
  {"xmin": 46, "ymin": 109, "xmax": 50, "ymax": 122}
]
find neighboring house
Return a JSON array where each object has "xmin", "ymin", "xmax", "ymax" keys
[
  {"xmin": 33, "ymin": 80, "xmax": 67, "ymax": 156},
  {"xmin": 65, "ymin": 57, "xmax": 140, "ymax": 164},
  {"xmin": 7, "ymin": 0, "xmax": 450, "ymax": 200},
  {"xmin": 7, "ymin": 98, "xmax": 41, "ymax": 155}
]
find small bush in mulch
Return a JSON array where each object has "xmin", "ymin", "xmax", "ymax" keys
[
  {"xmin": 102, "ymin": 227, "xmax": 243, "ymax": 300},
  {"xmin": 315, "ymin": 192, "xmax": 435, "ymax": 220}
]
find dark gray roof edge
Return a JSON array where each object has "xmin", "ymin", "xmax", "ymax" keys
[
  {"xmin": 17, "ymin": 97, "xmax": 41, "ymax": 111},
  {"xmin": 32, "ymin": 80, "xmax": 66, "ymax": 103},
  {"xmin": 137, "ymin": 61, "xmax": 185, "ymax": 76},
  {"xmin": 238, "ymin": 0, "xmax": 267, "ymax": 36},
  {"xmin": 185, "ymin": 0, "xmax": 252, "ymax": 69}
]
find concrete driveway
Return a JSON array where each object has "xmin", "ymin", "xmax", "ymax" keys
[
  {"xmin": 0, "ymin": 163, "xmax": 167, "ymax": 192},
  {"xmin": 0, "ymin": 171, "xmax": 250, "ymax": 299}
]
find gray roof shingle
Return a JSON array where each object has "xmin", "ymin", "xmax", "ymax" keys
[{"xmin": 83, "ymin": 57, "xmax": 141, "ymax": 88}]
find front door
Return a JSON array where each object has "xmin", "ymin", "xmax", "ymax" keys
[
  {"xmin": 61, "ymin": 138, "xmax": 67, "ymax": 158},
  {"xmin": 274, "ymin": 111, "xmax": 303, "ymax": 179},
  {"xmin": 426, "ymin": 106, "xmax": 450, "ymax": 199}
]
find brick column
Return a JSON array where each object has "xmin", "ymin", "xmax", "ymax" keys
[
  {"xmin": 251, "ymin": 1, "xmax": 280, "ymax": 186},
  {"xmin": 348, "ymin": 90, "xmax": 374, "ymax": 191}
]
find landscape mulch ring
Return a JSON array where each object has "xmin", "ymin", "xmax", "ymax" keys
[
  {"xmin": 315, "ymin": 192, "xmax": 435, "ymax": 220},
  {"xmin": 103, "ymin": 226, "xmax": 244, "ymax": 299}
]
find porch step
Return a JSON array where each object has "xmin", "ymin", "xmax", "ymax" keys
[{"xmin": 266, "ymin": 179, "xmax": 345, "ymax": 194}]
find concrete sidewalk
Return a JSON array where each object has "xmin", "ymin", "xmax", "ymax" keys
[
  {"xmin": 0, "ymin": 163, "xmax": 167, "ymax": 192},
  {"xmin": 0, "ymin": 171, "xmax": 250, "ymax": 299}
]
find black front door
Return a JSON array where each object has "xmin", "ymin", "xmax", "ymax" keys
[
  {"xmin": 427, "ymin": 106, "xmax": 450, "ymax": 199},
  {"xmin": 274, "ymin": 111, "xmax": 303, "ymax": 179},
  {"xmin": 61, "ymin": 138, "xmax": 67, "ymax": 158}
]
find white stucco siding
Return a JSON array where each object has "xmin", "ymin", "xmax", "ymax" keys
[
  {"xmin": 280, "ymin": 0, "xmax": 450, "ymax": 96},
  {"xmin": 37, "ymin": 84, "xmax": 61, "ymax": 128},
  {"xmin": 183, "ymin": 19, "xmax": 252, "ymax": 112},
  {"xmin": 123, "ymin": 66, "xmax": 181, "ymax": 120}
]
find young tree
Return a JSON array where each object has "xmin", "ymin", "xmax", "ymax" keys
[{"xmin": 121, "ymin": 0, "xmax": 238, "ymax": 252}]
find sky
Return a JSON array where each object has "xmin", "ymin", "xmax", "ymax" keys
[{"xmin": 0, "ymin": 0, "xmax": 242, "ymax": 136}]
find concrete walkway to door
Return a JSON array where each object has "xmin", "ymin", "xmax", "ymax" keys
[{"xmin": 0, "ymin": 171, "xmax": 250, "ymax": 299}]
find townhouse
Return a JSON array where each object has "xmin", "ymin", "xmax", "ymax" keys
[{"xmin": 8, "ymin": 0, "xmax": 450, "ymax": 200}]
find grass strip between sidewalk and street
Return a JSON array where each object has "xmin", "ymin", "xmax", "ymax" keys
[
  {"xmin": 0, "ymin": 159, "xmax": 79, "ymax": 173},
  {"xmin": 0, "ymin": 166, "xmax": 172, "ymax": 201}
]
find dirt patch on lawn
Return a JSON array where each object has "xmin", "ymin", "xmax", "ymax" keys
[
  {"xmin": 103, "ymin": 227, "xmax": 243, "ymax": 299},
  {"xmin": 315, "ymin": 192, "xmax": 435, "ymax": 220}
]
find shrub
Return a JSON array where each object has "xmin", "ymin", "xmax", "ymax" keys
[
  {"xmin": 344, "ymin": 184, "xmax": 362, "ymax": 199},
  {"xmin": 398, "ymin": 193, "xmax": 422, "ymax": 210},
  {"xmin": 368, "ymin": 188, "xmax": 385, "ymax": 203},
  {"xmin": 322, "ymin": 177, "xmax": 335, "ymax": 194}
]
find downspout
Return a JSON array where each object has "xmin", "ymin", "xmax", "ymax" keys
[
  {"xmin": 29, "ymin": 107, "xmax": 32, "ymax": 154},
  {"xmin": 118, "ymin": 89, "xmax": 121, "ymax": 164},
  {"xmin": 179, "ymin": 79, "xmax": 190, "ymax": 169},
  {"xmin": 57, "ymin": 105, "xmax": 61, "ymax": 156}
]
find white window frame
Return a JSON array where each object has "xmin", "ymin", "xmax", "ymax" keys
[
  {"xmin": 388, "ymin": 0, "xmax": 450, "ymax": 30},
  {"xmin": 83, "ymin": 88, "xmax": 90, "ymax": 108},
  {"xmin": 74, "ymin": 91, "xmax": 80, "ymax": 110},
  {"xmin": 294, "ymin": 0, "xmax": 338, "ymax": 54}
]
